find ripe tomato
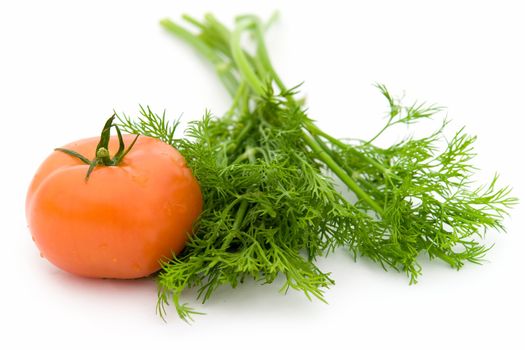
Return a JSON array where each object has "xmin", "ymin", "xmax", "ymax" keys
[{"xmin": 26, "ymin": 127, "xmax": 202, "ymax": 279}]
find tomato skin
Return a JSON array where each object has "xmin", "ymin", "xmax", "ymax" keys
[{"xmin": 26, "ymin": 134, "xmax": 202, "ymax": 279}]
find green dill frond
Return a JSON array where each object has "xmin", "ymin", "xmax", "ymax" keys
[
  {"xmin": 119, "ymin": 13, "xmax": 516, "ymax": 321},
  {"xmin": 123, "ymin": 95, "xmax": 352, "ymax": 320},
  {"xmin": 320, "ymin": 89, "xmax": 517, "ymax": 282},
  {"xmin": 116, "ymin": 105, "xmax": 180, "ymax": 146}
]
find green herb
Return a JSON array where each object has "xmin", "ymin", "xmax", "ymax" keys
[{"xmin": 119, "ymin": 13, "xmax": 517, "ymax": 322}]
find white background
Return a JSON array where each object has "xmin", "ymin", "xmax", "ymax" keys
[{"xmin": 1, "ymin": 0, "xmax": 524, "ymax": 349}]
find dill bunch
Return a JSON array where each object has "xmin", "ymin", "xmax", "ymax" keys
[{"xmin": 119, "ymin": 13, "xmax": 516, "ymax": 321}]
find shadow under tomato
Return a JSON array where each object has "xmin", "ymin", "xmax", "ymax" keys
[{"xmin": 44, "ymin": 265, "xmax": 159, "ymax": 303}]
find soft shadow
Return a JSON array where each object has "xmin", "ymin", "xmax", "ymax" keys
[
  {"xmin": 163, "ymin": 272, "xmax": 331, "ymax": 323},
  {"xmin": 48, "ymin": 268, "xmax": 157, "ymax": 293}
]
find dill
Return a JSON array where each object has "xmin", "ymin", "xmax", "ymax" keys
[{"xmin": 119, "ymin": 13, "xmax": 517, "ymax": 321}]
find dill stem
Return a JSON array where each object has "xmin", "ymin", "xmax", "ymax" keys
[
  {"xmin": 310, "ymin": 132, "xmax": 381, "ymax": 194},
  {"xmin": 181, "ymin": 14, "xmax": 207, "ymax": 30},
  {"xmin": 225, "ymin": 82, "xmax": 247, "ymax": 118},
  {"xmin": 311, "ymin": 133, "xmax": 365, "ymax": 189},
  {"xmin": 227, "ymin": 17, "xmax": 385, "ymax": 216},
  {"xmin": 302, "ymin": 131, "xmax": 385, "ymax": 215},
  {"xmin": 242, "ymin": 15, "xmax": 294, "ymax": 105},
  {"xmin": 204, "ymin": 14, "xmax": 231, "ymax": 39},
  {"xmin": 235, "ymin": 20, "xmax": 390, "ymax": 207},
  {"xmin": 163, "ymin": 15, "xmax": 386, "ymax": 216},
  {"xmin": 230, "ymin": 20, "xmax": 265, "ymax": 95},
  {"xmin": 364, "ymin": 120, "xmax": 392, "ymax": 146},
  {"xmin": 160, "ymin": 18, "xmax": 239, "ymax": 97},
  {"xmin": 233, "ymin": 200, "xmax": 249, "ymax": 231},
  {"xmin": 305, "ymin": 122, "xmax": 390, "ymax": 175}
]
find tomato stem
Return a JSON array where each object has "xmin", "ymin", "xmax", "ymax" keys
[
  {"xmin": 55, "ymin": 114, "xmax": 140, "ymax": 181},
  {"xmin": 96, "ymin": 147, "xmax": 112, "ymax": 165}
]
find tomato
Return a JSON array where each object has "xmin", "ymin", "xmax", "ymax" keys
[{"xmin": 26, "ymin": 119, "xmax": 202, "ymax": 279}]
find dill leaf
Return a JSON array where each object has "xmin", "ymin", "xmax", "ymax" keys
[{"xmin": 119, "ymin": 13, "xmax": 517, "ymax": 321}]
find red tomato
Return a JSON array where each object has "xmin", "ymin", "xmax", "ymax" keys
[{"xmin": 26, "ymin": 132, "xmax": 202, "ymax": 279}]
